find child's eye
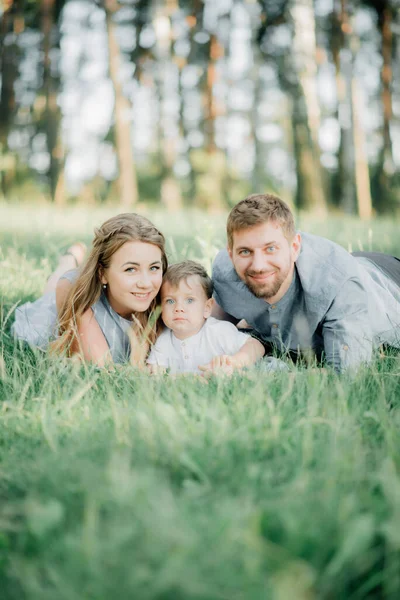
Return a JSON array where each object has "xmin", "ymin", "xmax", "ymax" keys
[
  {"xmin": 186, "ymin": 298, "xmax": 194, "ymax": 304},
  {"xmin": 165, "ymin": 299, "xmax": 174, "ymax": 305},
  {"xmin": 266, "ymin": 246, "xmax": 276, "ymax": 253}
]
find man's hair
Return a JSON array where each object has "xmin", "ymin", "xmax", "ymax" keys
[
  {"xmin": 227, "ymin": 193, "xmax": 296, "ymax": 248},
  {"xmin": 162, "ymin": 260, "xmax": 213, "ymax": 299}
]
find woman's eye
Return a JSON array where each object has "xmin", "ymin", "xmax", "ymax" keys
[
  {"xmin": 150, "ymin": 266, "xmax": 161, "ymax": 271},
  {"xmin": 125, "ymin": 267, "xmax": 135, "ymax": 273}
]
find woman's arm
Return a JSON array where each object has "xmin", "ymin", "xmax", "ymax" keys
[
  {"xmin": 71, "ymin": 308, "xmax": 112, "ymax": 366},
  {"xmin": 55, "ymin": 278, "xmax": 73, "ymax": 313},
  {"xmin": 56, "ymin": 279, "xmax": 111, "ymax": 366}
]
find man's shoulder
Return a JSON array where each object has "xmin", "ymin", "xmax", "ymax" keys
[
  {"xmin": 212, "ymin": 249, "xmax": 238, "ymax": 282},
  {"xmin": 298, "ymin": 232, "xmax": 360, "ymax": 282}
]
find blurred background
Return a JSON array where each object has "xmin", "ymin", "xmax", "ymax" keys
[{"xmin": 1, "ymin": 0, "xmax": 399, "ymax": 217}]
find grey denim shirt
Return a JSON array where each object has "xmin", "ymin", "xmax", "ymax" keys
[{"xmin": 212, "ymin": 232, "xmax": 400, "ymax": 372}]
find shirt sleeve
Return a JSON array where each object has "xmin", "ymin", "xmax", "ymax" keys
[
  {"xmin": 322, "ymin": 277, "xmax": 373, "ymax": 372},
  {"xmin": 214, "ymin": 320, "xmax": 250, "ymax": 355},
  {"xmin": 59, "ymin": 268, "xmax": 79, "ymax": 283},
  {"xmin": 146, "ymin": 334, "xmax": 169, "ymax": 366}
]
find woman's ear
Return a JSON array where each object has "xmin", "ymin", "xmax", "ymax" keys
[
  {"xmin": 99, "ymin": 268, "xmax": 107, "ymax": 285},
  {"xmin": 204, "ymin": 297, "xmax": 214, "ymax": 319}
]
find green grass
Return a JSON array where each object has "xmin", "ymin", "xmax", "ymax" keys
[{"xmin": 1, "ymin": 202, "xmax": 400, "ymax": 599}]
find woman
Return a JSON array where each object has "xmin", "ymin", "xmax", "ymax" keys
[{"xmin": 12, "ymin": 213, "xmax": 168, "ymax": 366}]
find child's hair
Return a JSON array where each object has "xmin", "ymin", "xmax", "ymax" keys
[
  {"xmin": 162, "ymin": 260, "xmax": 213, "ymax": 299},
  {"xmin": 52, "ymin": 213, "xmax": 168, "ymax": 363}
]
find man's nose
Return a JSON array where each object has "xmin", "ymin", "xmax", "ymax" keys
[{"xmin": 250, "ymin": 251, "xmax": 266, "ymax": 271}]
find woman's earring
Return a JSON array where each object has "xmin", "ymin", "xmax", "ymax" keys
[{"xmin": 103, "ymin": 284, "xmax": 107, "ymax": 289}]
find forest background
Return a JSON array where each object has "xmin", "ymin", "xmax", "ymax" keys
[
  {"xmin": 1, "ymin": 0, "xmax": 399, "ymax": 217},
  {"xmin": 3, "ymin": 3, "xmax": 400, "ymax": 598}
]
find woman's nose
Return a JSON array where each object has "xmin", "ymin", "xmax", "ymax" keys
[{"xmin": 137, "ymin": 274, "xmax": 151, "ymax": 288}]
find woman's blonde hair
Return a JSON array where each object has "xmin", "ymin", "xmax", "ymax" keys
[{"xmin": 52, "ymin": 213, "xmax": 168, "ymax": 364}]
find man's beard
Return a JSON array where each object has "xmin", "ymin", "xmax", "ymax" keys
[{"xmin": 244, "ymin": 268, "xmax": 289, "ymax": 300}]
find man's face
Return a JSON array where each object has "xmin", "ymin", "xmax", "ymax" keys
[{"xmin": 228, "ymin": 221, "xmax": 301, "ymax": 303}]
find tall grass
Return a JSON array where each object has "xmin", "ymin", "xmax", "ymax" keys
[{"xmin": 1, "ymin": 203, "xmax": 400, "ymax": 599}]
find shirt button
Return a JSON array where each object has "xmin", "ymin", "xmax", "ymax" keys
[
  {"xmin": 272, "ymin": 324, "xmax": 278, "ymax": 329},
  {"xmin": 182, "ymin": 342, "xmax": 186, "ymax": 347},
  {"xmin": 343, "ymin": 345, "xmax": 349, "ymax": 351},
  {"xmin": 184, "ymin": 355, "xmax": 189, "ymax": 360},
  {"xmin": 271, "ymin": 305, "xmax": 276, "ymax": 310}
]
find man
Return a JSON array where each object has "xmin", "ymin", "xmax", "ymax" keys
[{"xmin": 212, "ymin": 193, "xmax": 400, "ymax": 372}]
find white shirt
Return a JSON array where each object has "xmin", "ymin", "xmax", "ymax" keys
[{"xmin": 147, "ymin": 317, "xmax": 250, "ymax": 374}]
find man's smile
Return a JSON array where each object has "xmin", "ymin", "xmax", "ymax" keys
[{"xmin": 247, "ymin": 271, "xmax": 277, "ymax": 281}]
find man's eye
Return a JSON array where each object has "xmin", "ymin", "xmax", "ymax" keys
[
  {"xmin": 266, "ymin": 246, "xmax": 276, "ymax": 253},
  {"xmin": 239, "ymin": 250, "xmax": 250, "ymax": 256}
]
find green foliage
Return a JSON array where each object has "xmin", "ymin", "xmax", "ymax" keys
[{"xmin": 1, "ymin": 205, "xmax": 400, "ymax": 599}]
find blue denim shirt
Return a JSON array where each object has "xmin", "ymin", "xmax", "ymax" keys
[{"xmin": 212, "ymin": 232, "xmax": 400, "ymax": 372}]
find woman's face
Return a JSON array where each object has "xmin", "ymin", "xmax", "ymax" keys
[{"xmin": 101, "ymin": 241, "xmax": 163, "ymax": 319}]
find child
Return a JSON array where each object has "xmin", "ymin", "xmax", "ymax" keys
[{"xmin": 147, "ymin": 260, "xmax": 265, "ymax": 375}]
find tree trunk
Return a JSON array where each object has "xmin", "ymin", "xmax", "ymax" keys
[
  {"xmin": 289, "ymin": 0, "xmax": 328, "ymax": 214},
  {"xmin": 41, "ymin": 0, "xmax": 65, "ymax": 203},
  {"xmin": 105, "ymin": 0, "xmax": 138, "ymax": 207},
  {"xmin": 201, "ymin": 33, "xmax": 226, "ymax": 211},
  {"xmin": 0, "ymin": 1, "xmax": 20, "ymax": 197},
  {"xmin": 338, "ymin": 1, "xmax": 372, "ymax": 219},
  {"xmin": 154, "ymin": 0, "xmax": 182, "ymax": 211},
  {"xmin": 351, "ymin": 75, "xmax": 372, "ymax": 219},
  {"xmin": 374, "ymin": 3, "xmax": 395, "ymax": 211}
]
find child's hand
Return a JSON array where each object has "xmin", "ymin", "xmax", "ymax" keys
[
  {"xmin": 199, "ymin": 355, "xmax": 236, "ymax": 376},
  {"xmin": 147, "ymin": 364, "xmax": 167, "ymax": 375}
]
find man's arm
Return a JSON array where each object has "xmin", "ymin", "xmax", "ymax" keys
[{"xmin": 321, "ymin": 278, "xmax": 373, "ymax": 372}]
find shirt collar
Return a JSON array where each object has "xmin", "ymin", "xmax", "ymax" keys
[
  {"xmin": 170, "ymin": 321, "xmax": 206, "ymax": 347},
  {"xmin": 267, "ymin": 267, "xmax": 300, "ymax": 310},
  {"xmin": 101, "ymin": 291, "xmax": 133, "ymax": 329}
]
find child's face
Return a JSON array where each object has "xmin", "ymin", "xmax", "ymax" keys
[{"xmin": 161, "ymin": 276, "xmax": 213, "ymax": 340}]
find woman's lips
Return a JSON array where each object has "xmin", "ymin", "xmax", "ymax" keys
[{"xmin": 131, "ymin": 292, "xmax": 151, "ymax": 299}]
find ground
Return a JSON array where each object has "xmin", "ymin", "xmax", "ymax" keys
[{"xmin": 1, "ymin": 202, "xmax": 400, "ymax": 599}]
